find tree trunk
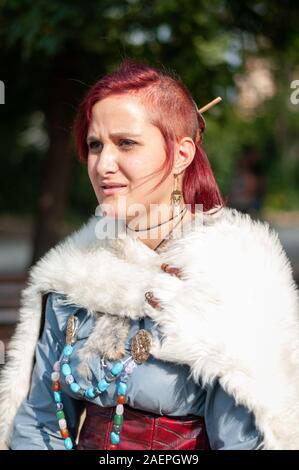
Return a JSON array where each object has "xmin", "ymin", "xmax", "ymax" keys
[{"xmin": 30, "ymin": 59, "xmax": 76, "ymax": 266}]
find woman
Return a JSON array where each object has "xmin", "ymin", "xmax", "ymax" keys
[{"xmin": 1, "ymin": 59, "xmax": 299, "ymax": 450}]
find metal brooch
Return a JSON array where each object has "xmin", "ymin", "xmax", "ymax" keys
[
  {"xmin": 131, "ymin": 329, "xmax": 152, "ymax": 364},
  {"xmin": 66, "ymin": 315, "xmax": 78, "ymax": 345}
]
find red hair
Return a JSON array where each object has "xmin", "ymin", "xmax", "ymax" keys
[{"xmin": 73, "ymin": 58, "xmax": 224, "ymax": 212}]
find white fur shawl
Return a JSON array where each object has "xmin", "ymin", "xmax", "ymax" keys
[{"xmin": 1, "ymin": 206, "xmax": 299, "ymax": 450}]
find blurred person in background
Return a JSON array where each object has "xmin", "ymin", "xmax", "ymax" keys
[{"xmin": 228, "ymin": 146, "xmax": 267, "ymax": 218}]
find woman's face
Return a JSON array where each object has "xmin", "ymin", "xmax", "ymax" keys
[{"xmin": 87, "ymin": 94, "xmax": 176, "ymax": 222}]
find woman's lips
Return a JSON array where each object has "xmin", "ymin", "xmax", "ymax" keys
[{"xmin": 101, "ymin": 185, "xmax": 127, "ymax": 196}]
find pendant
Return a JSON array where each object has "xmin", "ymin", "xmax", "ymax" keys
[
  {"xmin": 66, "ymin": 315, "xmax": 78, "ymax": 345},
  {"xmin": 131, "ymin": 329, "xmax": 152, "ymax": 364}
]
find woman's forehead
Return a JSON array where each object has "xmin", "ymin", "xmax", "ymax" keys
[
  {"xmin": 88, "ymin": 96, "xmax": 157, "ymax": 139},
  {"xmin": 93, "ymin": 95, "xmax": 146, "ymax": 118}
]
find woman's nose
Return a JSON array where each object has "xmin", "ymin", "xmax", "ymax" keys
[{"xmin": 96, "ymin": 147, "xmax": 119, "ymax": 174}]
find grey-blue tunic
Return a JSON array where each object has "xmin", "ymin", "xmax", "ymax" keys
[{"xmin": 10, "ymin": 292, "xmax": 262, "ymax": 450}]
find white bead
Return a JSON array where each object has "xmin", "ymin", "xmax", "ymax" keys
[
  {"xmin": 116, "ymin": 404, "xmax": 124, "ymax": 415},
  {"xmin": 51, "ymin": 372, "xmax": 60, "ymax": 382},
  {"xmin": 53, "ymin": 361, "xmax": 60, "ymax": 372},
  {"xmin": 58, "ymin": 419, "xmax": 67, "ymax": 429},
  {"xmin": 65, "ymin": 374, "xmax": 74, "ymax": 384}
]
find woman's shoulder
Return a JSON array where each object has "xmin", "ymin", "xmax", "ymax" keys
[{"xmin": 200, "ymin": 206, "xmax": 291, "ymax": 274}]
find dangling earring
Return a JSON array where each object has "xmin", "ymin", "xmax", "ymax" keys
[{"xmin": 171, "ymin": 173, "xmax": 183, "ymax": 218}]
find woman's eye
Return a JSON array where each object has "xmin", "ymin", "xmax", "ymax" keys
[
  {"xmin": 88, "ymin": 139, "xmax": 136, "ymax": 152},
  {"xmin": 88, "ymin": 141, "xmax": 101, "ymax": 151},
  {"xmin": 119, "ymin": 139, "xmax": 136, "ymax": 149}
]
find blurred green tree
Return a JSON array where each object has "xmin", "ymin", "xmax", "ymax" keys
[{"xmin": 0, "ymin": 0, "xmax": 298, "ymax": 265}]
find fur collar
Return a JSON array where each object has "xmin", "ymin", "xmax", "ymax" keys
[{"xmin": 1, "ymin": 206, "xmax": 299, "ymax": 449}]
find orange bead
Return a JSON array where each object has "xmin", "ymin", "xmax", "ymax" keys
[
  {"xmin": 60, "ymin": 429, "xmax": 69, "ymax": 439},
  {"xmin": 109, "ymin": 444, "xmax": 118, "ymax": 450},
  {"xmin": 52, "ymin": 382, "xmax": 61, "ymax": 391},
  {"xmin": 117, "ymin": 395, "xmax": 126, "ymax": 404}
]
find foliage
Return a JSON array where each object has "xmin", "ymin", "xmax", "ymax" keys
[{"xmin": 0, "ymin": 0, "xmax": 299, "ymax": 223}]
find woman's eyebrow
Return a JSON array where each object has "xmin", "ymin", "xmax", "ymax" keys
[
  {"xmin": 110, "ymin": 131, "xmax": 142, "ymax": 137},
  {"xmin": 86, "ymin": 132, "xmax": 142, "ymax": 143}
]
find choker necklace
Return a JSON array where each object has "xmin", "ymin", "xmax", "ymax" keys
[{"xmin": 125, "ymin": 206, "xmax": 186, "ymax": 232}]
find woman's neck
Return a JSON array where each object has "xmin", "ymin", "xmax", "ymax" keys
[{"xmin": 132, "ymin": 206, "xmax": 196, "ymax": 251}]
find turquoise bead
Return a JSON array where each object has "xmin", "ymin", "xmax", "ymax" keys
[
  {"xmin": 64, "ymin": 437, "xmax": 73, "ymax": 450},
  {"xmin": 54, "ymin": 391, "xmax": 61, "ymax": 403},
  {"xmin": 85, "ymin": 387, "xmax": 96, "ymax": 399},
  {"xmin": 62, "ymin": 363, "xmax": 72, "ymax": 376},
  {"xmin": 111, "ymin": 361, "xmax": 124, "ymax": 376},
  {"xmin": 63, "ymin": 345, "xmax": 73, "ymax": 356},
  {"xmin": 98, "ymin": 379, "xmax": 109, "ymax": 392},
  {"xmin": 110, "ymin": 432, "xmax": 120, "ymax": 445},
  {"xmin": 117, "ymin": 382, "xmax": 127, "ymax": 395},
  {"xmin": 70, "ymin": 382, "xmax": 80, "ymax": 393}
]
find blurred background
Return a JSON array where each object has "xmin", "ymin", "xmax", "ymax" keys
[{"xmin": 0, "ymin": 0, "xmax": 299, "ymax": 346}]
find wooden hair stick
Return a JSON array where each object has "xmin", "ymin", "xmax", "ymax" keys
[{"xmin": 197, "ymin": 96, "xmax": 222, "ymax": 114}]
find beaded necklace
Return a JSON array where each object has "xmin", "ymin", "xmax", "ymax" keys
[
  {"xmin": 51, "ymin": 317, "xmax": 151, "ymax": 450},
  {"xmin": 51, "ymin": 208, "xmax": 187, "ymax": 449}
]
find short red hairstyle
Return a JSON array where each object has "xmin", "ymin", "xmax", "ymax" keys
[{"xmin": 73, "ymin": 58, "xmax": 224, "ymax": 212}]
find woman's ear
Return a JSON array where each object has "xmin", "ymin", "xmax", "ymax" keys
[{"xmin": 173, "ymin": 137, "xmax": 196, "ymax": 174}]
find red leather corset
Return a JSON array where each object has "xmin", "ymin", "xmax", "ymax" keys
[{"xmin": 77, "ymin": 403, "xmax": 210, "ymax": 450}]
